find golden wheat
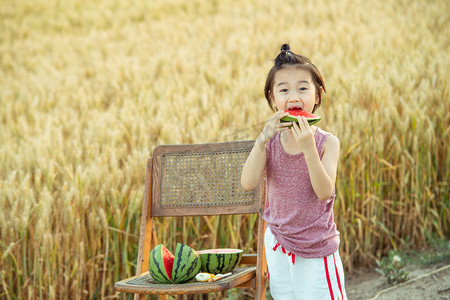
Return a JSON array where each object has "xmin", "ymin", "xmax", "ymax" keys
[{"xmin": 1, "ymin": 0, "xmax": 448, "ymax": 298}]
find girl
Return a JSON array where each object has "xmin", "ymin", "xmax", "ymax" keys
[{"xmin": 241, "ymin": 44, "xmax": 347, "ymax": 300}]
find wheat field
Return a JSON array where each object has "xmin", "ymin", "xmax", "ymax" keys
[{"xmin": 1, "ymin": 0, "xmax": 449, "ymax": 298}]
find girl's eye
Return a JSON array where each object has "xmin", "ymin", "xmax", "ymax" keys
[
  {"xmin": 280, "ymin": 89, "xmax": 288, "ymax": 93},
  {"xmin": 299, "ymin": 87, "xmax": 307, "ymax": 91}
]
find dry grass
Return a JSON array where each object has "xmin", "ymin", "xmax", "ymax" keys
[{"xmin": 0, "ymin": 0, "xmax": 449, "ymax": 298}]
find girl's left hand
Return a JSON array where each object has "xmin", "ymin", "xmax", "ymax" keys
[{"xmin": 291, "ymin": 116, "xmax": 316, "ymax": 154}]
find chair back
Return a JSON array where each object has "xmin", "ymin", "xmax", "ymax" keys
[{"xmin": 150, "ymin": 140, "xmax": 264, "ymax": 217}]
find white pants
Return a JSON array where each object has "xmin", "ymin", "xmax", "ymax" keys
[{"xmin": 265, "ymin": 227, "xmax": 347, "ymax": 300}]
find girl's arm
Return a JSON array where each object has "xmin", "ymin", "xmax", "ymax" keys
[
  {"xmin": 241, "ymin": 111, "xmax": 290, "ymax": 191},
  {"xmin": 303, "ymin": 134, "xmax": 340, "ymax": 201},
  {"xmin": 240, "ymin": 137, "xmax": 267, "ymax": 191}
]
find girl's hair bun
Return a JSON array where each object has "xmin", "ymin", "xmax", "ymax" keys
[
  {"xmin": 280, "ymin": 44, "xmax": 290, "ymax": 52},
  {"xmin": 275, "ymin": 43, "xmax": 294, "ymax": 67}
]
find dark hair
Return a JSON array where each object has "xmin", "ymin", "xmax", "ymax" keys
[{"xmin": 264, "ymin": 44, "xmax": 326, "ymax": 113}]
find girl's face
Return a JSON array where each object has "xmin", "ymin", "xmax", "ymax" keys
[{"xmin": 271, "ymin": 66, "xmax": 321, "ymax": 113}]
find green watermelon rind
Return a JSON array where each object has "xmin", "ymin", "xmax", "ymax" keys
[
  {"xmin": 281, "ymin": 115, "xmax": 322, "ymax": 126},
  {"xmin": 149, "ymin": 244, "xmax": 172, "ymax": 284},
  {"xmin": 149, "ymin": 243, "xmax": 201, "ymax": 284},
  {"xmin": 198, "ymin": 249, "xmax": 243, "ymax": 274},
  {"xmin": 171, "ymin": 243, "xmax": 201, "ymax": 284}
]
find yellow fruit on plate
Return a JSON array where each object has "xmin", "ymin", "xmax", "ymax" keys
[{"xmin": 195, "ymin": 273, "xmax": 215, "ymax": 282}]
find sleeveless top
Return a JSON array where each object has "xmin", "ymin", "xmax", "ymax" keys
[{"xmin": 262, "ymin": 127, "xmax": 340, "ymax": 258}]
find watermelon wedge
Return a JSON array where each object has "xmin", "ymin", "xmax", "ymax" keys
[
  {"xmin": 281, "ymin": 108, "xmax": 321, "ymax": 125},
  {"xmin": 149, "ymin": 243, "xmax": 201, "ymax": 284}
]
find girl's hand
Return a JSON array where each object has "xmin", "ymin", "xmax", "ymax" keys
[
  {"xmin": 257, "ymin": 111, "xmax": 291, "ymax": 145},
  {"xmin": 291, "ymin": 116, "xmax": 316, "ymax": 154},
  {"xmin": 242, "ymin": 111, "xmax": 289, "ymax": 191}
]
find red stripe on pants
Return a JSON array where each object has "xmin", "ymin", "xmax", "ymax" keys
[
  {"xmin": 333, "ymin": 253, "xmax": 344, "ymax": 299},
  {"xmin": 324, "ymin": 257, "xmax": 334, "ymax": 300}
]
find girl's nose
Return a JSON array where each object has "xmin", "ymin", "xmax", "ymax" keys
[{"xmin": 288, "ymin": 97, "xmax": 301, "ymax": 103}]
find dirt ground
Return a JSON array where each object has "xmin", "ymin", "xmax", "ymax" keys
[{"xmin": 345, "ymin": 262, "xmax": 450, "ymax": 300}]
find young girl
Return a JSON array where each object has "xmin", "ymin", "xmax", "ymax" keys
[{"xmin": 241, "ymin": 44, "xmax": 347, "ymax": 300}]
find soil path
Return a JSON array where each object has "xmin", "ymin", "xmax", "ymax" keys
[{"xmin": 346, "ymin": 262, "xmax": 450, "ymax": 300}]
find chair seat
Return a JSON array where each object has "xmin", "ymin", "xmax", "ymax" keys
[{"xmin": 114, "ymin": 266, "xmax": 256, "ymax": 295}]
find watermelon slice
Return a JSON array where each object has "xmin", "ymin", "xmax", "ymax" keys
[
  {"xmin": 149, "ymin": 243, "xmax": 201, "ymax": 284},
  {"xmin": 281, "ymin": 108, "xmax": 321, "ymax": 125},
  {"xmin": 197, "ymin": 248, "xmax": 243, "ymax": 274}
]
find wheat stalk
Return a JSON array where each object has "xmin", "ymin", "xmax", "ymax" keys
[{"xmin": 0, "ymin": 0, "xmax": 448, "ymax": 298}]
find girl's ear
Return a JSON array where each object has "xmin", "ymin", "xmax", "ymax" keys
[{"xmin": 315, "ymin": 86, "xmax": 324, "ymax": 104}]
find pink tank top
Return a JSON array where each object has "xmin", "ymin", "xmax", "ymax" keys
[{"xmin": 262, "ymin": 128, "xmax": 340, "ymax": 258}]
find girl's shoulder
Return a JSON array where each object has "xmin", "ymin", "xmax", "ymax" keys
[
  {"xmin": 315, "ymin": 127, "xmax": 340, "ymax": 156},
  {"xmin": 315, "ymin": 126, "xmax": 333, "ymax": 136},
  {"xmin": 317, "ymin": 129, "xmax": 340, "ymax": 159},
  {"xmin": 316, "ymin": 127, "xmax": 339, "ymax": 141},
  {"xmin": 324, "ymin": 134, "xmax": 340, "ymax": 150}
]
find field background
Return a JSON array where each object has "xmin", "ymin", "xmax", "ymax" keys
[{"xmin": 1, "ymin": 0, "xmax": 449, "ymax": 299}]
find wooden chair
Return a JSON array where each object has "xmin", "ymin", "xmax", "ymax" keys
[{"xmin": 114, "ymin": 140, "xmax": 267, "ymax": 299}]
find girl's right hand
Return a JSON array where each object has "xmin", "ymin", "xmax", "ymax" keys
[{"xmin": 257, "ymin": 111, "xmax": 291, "ymax": 145}]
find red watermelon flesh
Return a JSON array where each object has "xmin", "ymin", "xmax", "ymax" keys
[
  {"xmin": 160, "ymin": 245, "xmax": 175, "ymax": 280},
  {"xmin": 281, "ymin": 108, "xmax": 321, "ymax": 125}
]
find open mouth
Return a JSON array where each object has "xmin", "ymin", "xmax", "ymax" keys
[{"xmin": 288, "ymin": 106, "xmax": 303, "ymax": 111}]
